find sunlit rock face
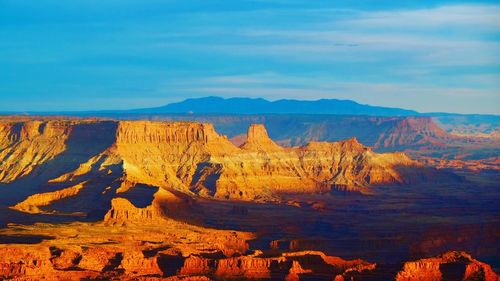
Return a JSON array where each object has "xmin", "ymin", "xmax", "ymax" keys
[
  {"xmin": 112, "ymin": 121, "xmax": 420, "ymax": 199},
  {"xmin": 1, "ymin": 119, "xmax": 450, "ymax": 213},
  {"xmin": 0, "ymin": 118, "xmax": 495, "ymax": 281},
  {"xmin": 1, "ymin": 238, "xmax": 496, "ymax": 281},
  {"xmin": 396, "ymin": 251, "xmax": 499, "ymax": 281},
  {"xmin": 0, "ymin": 121, "xmax": 72, "ymax": 183},
  {"xmin": 0, "ymin": 120, "xmax": 119, "ymax": 182},
  {"xmin": 0, "ymin": 237, "xmax": 377, "ymax": 280}
]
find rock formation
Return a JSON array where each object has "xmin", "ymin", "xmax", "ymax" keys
[
  {"xmin": 103, "ymin": 197, "xmax": 164, "ymax": 224},
  {"xmin": 0, "ymin": 199, "xmax": 254, "ymax": 280},
  {"xmin": 373, "ymin": 117, "xmax": 451, "ymax": 150},
  {"xmin": 0, "ymin": 229, "xmax": 376, "ymax": 280},
  {"xmin": 0, "ymin": 118, "xmax": 496, "ymax": 281},
  {"xmin": 0, "ymin": 119, "xmax": 456, "ymax": 216},
  {"xmin": 1, "ymin": 227, "xmax": 496, "ymax": 281},
  {"xmin": 12, "ymin": 181, "xmax": 88, "ymax": 214},
  {"xmin": 0, "ymin": 121, "xmax": 71, "ymax": 183},
  {"xmin": 396, "ymin": 251, "xmax": 499, "ymax": 281},
  {"xmin": 1, "ymin": 120, "xmax": 118, "ymax": 178},
  {"xmin": 241, "ymin": 124, "xmax": 283, "ymax": 152}
]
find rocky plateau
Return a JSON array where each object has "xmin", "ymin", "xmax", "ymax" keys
[{"xmin": 0, "ymin": 118, "xmax": 497, "ymax": 280}]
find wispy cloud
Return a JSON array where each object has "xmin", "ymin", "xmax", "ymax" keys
[
  {"xmin": 345, "ymin": 5, "xmax": 500, "ymax": 29},
  {"xmin": 1, "ymin": 2, "xmax": 499, "ymax": 113}
]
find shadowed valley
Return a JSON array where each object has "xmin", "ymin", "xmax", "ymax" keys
[{"xmin": 0, "ymin": 118, "xmax": 498, "ymax": 280}]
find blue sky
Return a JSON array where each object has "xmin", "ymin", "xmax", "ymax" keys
[{"xmin": 1, "ymin": 1, "xmax": 499, "ymax": 114}]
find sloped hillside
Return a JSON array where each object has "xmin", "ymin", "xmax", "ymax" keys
[{"xmin": 1, "ymin": 119, "xmax": 455, "ymax": 217}]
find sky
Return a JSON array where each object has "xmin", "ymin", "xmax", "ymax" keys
[{"xmin": 0, "ymin": 0, "xmax": 499, "ymax": 114}]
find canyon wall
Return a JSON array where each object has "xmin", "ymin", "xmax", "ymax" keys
[
  {"xmin": 396, "ymin": 251, "xmax": 499, "ymax": 281},
  {"xmin": 1, "ymin": 237, "xmax": 496, "ymax": 281},
  {"xmin": 1, "ymin": 119, "xmax": 455, "ymax": 217}
]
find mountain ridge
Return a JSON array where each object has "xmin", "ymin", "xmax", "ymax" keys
[
  {"xmin": 130, "ymin": 96, "xmax": 419, "ymax": 116},
  {"xmin": 4, "ymin": 97, "xmax": 499, "ymax": 119}
]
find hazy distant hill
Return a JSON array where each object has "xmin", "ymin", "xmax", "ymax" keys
[
  {"xmin": 124, "ymin": 97, "xmax": 499, "ymax": 139},
  {"xmin": 130, "ymin": 96, "xmax": 419, "ymax": 116},
  {"xmin": 4, "ymin": 96, "xmax": 498, "ymax": 139}
]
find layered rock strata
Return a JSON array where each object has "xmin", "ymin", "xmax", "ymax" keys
[
  {"xmin": 396, "ymin": 251, "xmax": 499, "ymax": 281},
  {"xmin": 2, "ymin": 120, "xmax": 453, "ymax": 213}
]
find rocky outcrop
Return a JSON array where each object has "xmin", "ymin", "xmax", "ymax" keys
[
  {"xmin": 0, "ymin": 120, "xmax": 117, "ymax": 184},
  {"xmin": 12, "ymin": 181, "xmax": 87, "ymax": 214},
  {"xmin": 208, "ymin": 133, "xmax": 422, "ymax": 199},
  {"xmin": 374, "ymin": 117, "xmax": 450, "ymax": 150},
  {"xmin": 0, "ymin": 218, "xmax": 497, "ymax": 281},
  {"xmin": 49, "ymin": 247, "xmax": 82, "ymax": 270},
  {"xmin": 113, "ymin": 121, "xmax": 239, "ymax": 191},
  {"xmin": 121, "ymin": 250, "xmax": 163, "ymax": 276},
  {"xmin": 0, "ymin": 246, "xmax": 55, "ymax": 278},
  {"xmin": 396, "ymin": 251, "xmax": 499, "ymax": 281},
  {"xmin": 156, "ymin": 114, "xmax": 458, "ymax": 151},
  {"xmin": 103, "ymin": 197, "xmax": 164, "ymax": 225},
  {"xmin": 0, "ymin": 121, "xmax": 71, "ymax": 183},
  {"xmin": 2, "ymin": 120, "xmax": 451, "ymax": 211},
  {"xmin": 175, "ymin": 250, "xmax": 376, "ymax": 280},
  {"xmin": 241, "ymin": 124, "xmax": 283, "ymax": 152},
  {"xmin": 0, "ymin": 210, "xmax": 253, "ymax": 279},
  {"xmin": 78, "ymin": 246, "xmax": 121, "ymax": 272}
]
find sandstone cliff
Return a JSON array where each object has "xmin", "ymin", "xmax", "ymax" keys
[
  {"xmin": 12, "ymin": 181, "xmax": 88, "ymax": 214},
  {"xmin": 0, "ymin": 120, "xmax": 453, "ymax": 215},
  {"xmin": 156, "ymin": 114, "xmax": 459, "ymax": 150},
  {"xmin": 0, "ymin": 121, "xmax": 71, "ymax": 183},
  {"xmin": 396, "ymin": 251, "xmax": 499, "ymax": 281},
  {"xmin": 0, "ymin": 120, "xmax": 117, "ymax": 184},
  {"xmin": 1, "ymin": 227, "xmax": 496, "ymax": 281}
]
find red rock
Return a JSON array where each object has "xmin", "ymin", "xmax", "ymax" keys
[{"xmin": 396, "ymin": 251, "xmax": 499, "ymax": 281}]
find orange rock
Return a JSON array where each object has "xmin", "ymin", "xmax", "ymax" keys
[
  {"xmin": 12, "ymin": 181, "xmax": 88, "ymax": 214},
  {"xmin": 121, "ymin": 250, "xmax": 162, "ymax": 276},
  {"xmin": 78, "ymin": 246, "xmax": 120, "ymax": 272},
  {"xmin": 49, "ymin": 247, "xmax": 82, "ymax": 270},
  {"xmin": 241, "ymin": 124, "xmax": 283, "ymax": 152},
  {"xmin": 103, "ymin": 197, "xmax": 165, "ymax": 225},
  {"xmin": 0, "ymin": 246, "xmax": 53, "ymax": 278},
  {"xmin": 3, "ymin": 120, "xmax": 451, "ymax": 212},
  {"xmin": 0, "ymin": 121, "xmax": 71, "ymax": 183},
  {"xmin": 396, "ymin": 251, "xmax": 499, "ymax": 281},
  {"xmin": 285, "ymin": 260, "xmax": 312, "ymax": 281}
]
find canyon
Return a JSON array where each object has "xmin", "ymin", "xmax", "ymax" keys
[
  {"xmin": 0, "ymin": 119, "xmax": 449, "ymax": 207},
  {"xmin": 83, "ymin": 114, "xmax": 500, "ymax": 163},
  {"xmin": 0, "ymin": 117, "xmax": 498, "ymax": 280},
  {"xmin": 0, "ymin": 197, "xmax": 498, "ymax": 280}
]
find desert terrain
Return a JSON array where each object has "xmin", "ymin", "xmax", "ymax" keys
[{"xmin": 0, "ymin": 117, "xmax": 498, "ymax": 280}]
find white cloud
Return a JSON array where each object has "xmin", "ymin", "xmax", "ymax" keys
[
  {"xmin": 153, "ymin": 4, "xmax": 500, "ymax": 67},
  {"xmin": 346, "ymin": 5, "xmax": 500, "ymax": 30}
]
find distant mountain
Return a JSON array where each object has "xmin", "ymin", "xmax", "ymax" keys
[{"xmin": 130, "ymin": 96, "xmax": 419, "ymax": 116}]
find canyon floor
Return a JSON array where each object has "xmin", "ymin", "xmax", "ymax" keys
[
  {"xmin": 0, "ymin": 173, "xmax": 498, "ymax": 280},
  {"xmin": 0, "ymin": 118, "xmax": 498, "ymax": 280}
]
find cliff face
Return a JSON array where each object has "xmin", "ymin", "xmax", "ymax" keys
[
  {"xmin": 113, "ymin": 121, "xmax": 238, "ymax": 191},
  {"xmin": 111, "ymin": 122, "xmax": 427, "ymax": 200},
  {"xmin": 1, "ymin": 119, "xmax": 450, "ymax": 215},
  {"xmin": 103, "ymin": 197, "xmax": 164, "ymax": 224},
  {"xmin": 154, "ymin": 114, "xmax": 457, "ymax": 151},
  {"xmin": 210, "ymin": 135, "xmax": 417, "ymax": 199},
  {"xmin": 374, "ymin": 117, "xmax": 451, "ymax": 150},
  {"xmin": 0, "ymin": 121, "xmax": 71, "ymax": 183},
  {"xmin": 0, "ymin": 120, "xmax": 117, "ymax": 184},
  {"xmin": 1, "ymin": 233, "xmax": 496, "ymax": 281},
  {"xmin": 396, "ymin": 251, "xmax": 499, "ymax": 281},
  {"xmin": 0, "ymin": 234, "xmax": 376, "ymax": 280},
  {"xmin": 12, "ymin": 181, "xmax": 87, "ymax": 214}
]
